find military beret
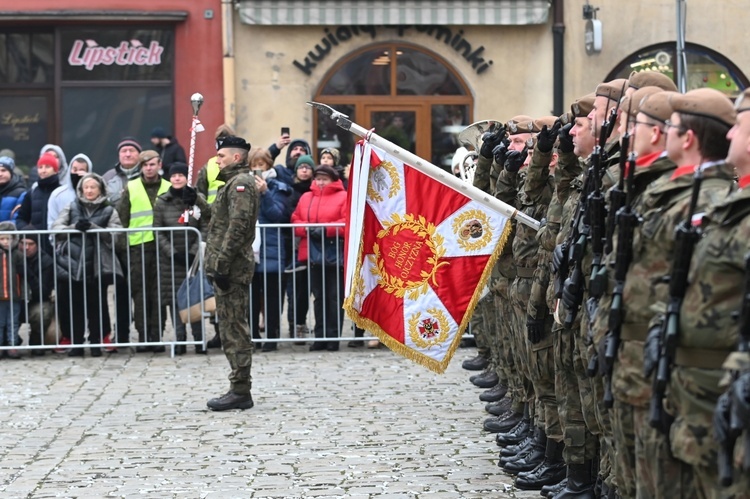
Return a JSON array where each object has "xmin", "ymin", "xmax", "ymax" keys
[
  {"xmin": 138, "ymin": 149, "xmax": 160, "ymax": 164},
  {"xmin": 620, "ymin": 86, "xmax": 663, "ymax": 118},
  {"xmin": 570, "ymin": 93, "xmax": 596, "ymax": 118},
  {"xmin": 668, "ymin": 88, "xmax": 736, "ymax": 128},
  {"xmin": 216, "ymin": 135, "xmax": 251, "ymax": 151},
  {"xmin": 628, "ymin": 70, "xmax": 678, "ymax": 92},
  {"xmin": 595, "ymin": 78, "xmax": 628, "ymax": 103},
  {"xmin": 734, "ymin": 88, "xmax": 750, "ymax": 115},
  {"xmin": 534, "ymin": 116, "xmax": 558, "ymax": 131},
  {"xmin": 507, "ymin": 115, "xmax": 535, "ymax": 135},
  {"xmin": 639, "ymin": 91, "xmax": 678, "ymax": 123}
]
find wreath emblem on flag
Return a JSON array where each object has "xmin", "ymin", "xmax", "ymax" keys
[
  {"xmin": 452, "ymin": 210, "xmax": 492, "ymax": 251},
  {"xmin": 408, "ymin": 308, "xmax": 449, "ymax": 348},
  {"xmin": 369, "ymin": 213, "xmax": 449, "ymax": 300},
  {"xmin": 367, "ymin": 160, "xmax": 400, "ymax": 202}
]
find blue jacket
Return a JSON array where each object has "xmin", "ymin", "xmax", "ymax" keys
[
  {"xmin": 256, "ymin": 177, "xmax": 292, "ymax": 274},
  {"xmin": 0, "ymin": 174, "xmax": 26, "ymax": 222}
]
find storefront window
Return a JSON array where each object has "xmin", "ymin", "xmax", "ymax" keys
[
  {"xmin": 316, "ymin": 104, "xmax": 356, "ymax": 166},
  {"xmin": 321, "ymin": 48, "xmax": 390, "ymax": 95},
  {"xmin": 0, "ymin": 32, "xmax": 54, "ymax": 85},
  {"xmin": 432, "ymin": 104, "xmax": 470, "ymax": 168},
  {"xmin": 608, "ymin": 42, "xmax": 748, "ymax": 96},
  {"xmin": 397, "ymin": 49, "xmax": 466, "ymax": 96},
  {"xmin": 0, "ymin": 94, "xmax": 50, "ymax": 170}
]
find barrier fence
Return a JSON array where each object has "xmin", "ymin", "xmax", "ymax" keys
[{"xmin": 0, "ymin": 224, "xmax": 408, "ymax": 357}]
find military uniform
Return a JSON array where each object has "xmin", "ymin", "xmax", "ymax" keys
[{"xmin": 200, "ymin": 138, "xmax": 259, "ymax": 406}]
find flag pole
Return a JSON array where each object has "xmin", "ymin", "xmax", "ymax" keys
[
  {"xmin": 184, "ymin": 93, "xmax": 205, "ymax": 223},
  {"xmin": 308, "ymin": 102, "xmax": 540, "ymax": 232}
]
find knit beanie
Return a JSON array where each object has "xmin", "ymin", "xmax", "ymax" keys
[
  {"xmin": 19, "ymin": 224, "xmax": 39, "ymax": 245},
  {"xmin": 295, "ymin": 154, "xmax": 315, "ymax": 170},
  {"xmin": 37, "ymin": 152, "xmax": 60, "ymax": 172},
  {"xmin": 169, "ymin": 162, "xmax": 189, "ymax": 178},
  {"xmin": 0, "ymin": 156, "xmax": 15, "ymax": 173},
  {"xmin": 117, "ymin": 137, "xmax": 142, "ymax": 153}
]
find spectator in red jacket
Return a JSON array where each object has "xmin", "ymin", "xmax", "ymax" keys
[{"xmin": 291, "ymin": 165, "xmax": 346, "ymax": 351}]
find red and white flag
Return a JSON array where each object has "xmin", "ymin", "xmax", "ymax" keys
[{"xmin": 344, "ymin": 142, "xmax": 511, "ymax": 373}]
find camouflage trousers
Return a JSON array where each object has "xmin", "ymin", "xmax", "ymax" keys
[
  {"xmin": 492, "ymin": 290, "xmax": 525, "ymax": 414},
  {"xmin": 668, "ymin": 367, "xmax": 750, "ymax": 499},
  {"xmin": 612, "ymin": 400, "xmax": 695, "ymax": 499},
  {"xmin": 469, "ymin": 294, "xmax": 492, "ymax": 361},
  {"xmin": 554, "ymin": 324, "xmax": 598, "ymax": 464},
  {"xmin": 512, "ymin": 276, "xmax": 559, "ymax": 439},
  {"xmin": 216, "ymin": 282, "xmax": 254, "ymax": 395}
]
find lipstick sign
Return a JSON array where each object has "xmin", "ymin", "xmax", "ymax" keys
[{"xmin": 68, "ymin": 39, "xmax": 164, "ymax": 71}]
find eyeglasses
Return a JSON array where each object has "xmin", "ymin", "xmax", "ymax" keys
[
  {"xmin": 634, "ymin": 120, "xmax": 666, "ymax": 132},
  {"xmin": 297, "ymin": 165, "xmax": 313, "ymax": 170},
  {"xmin": 664, "ymin": 120, "xmax": 688, "ymax": 133}
]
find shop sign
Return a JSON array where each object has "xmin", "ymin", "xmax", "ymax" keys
[
  {"xmin": 61, "ymin": 28, "xmax": 173, "ymax": 81},
  {"xmin": 67, "ymin": 39, "xmax": 165, "ymax": 71},
  {"xmin": 293, "ymin": 25, "xmax": 494, "ymax": 76}
]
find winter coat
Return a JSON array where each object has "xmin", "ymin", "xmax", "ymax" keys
[
  {"xmin": 16, "ymin": 175, "xmax": 61, "ymax": 256},
  {"xmin": 0, "ymin": 221, "xmax": 24, "ymax": 301},
  {"xmin": 291, "ymin": 179, "xmax": 347, "ymax": 266},
  {"xmin": 22, "ymin": 248, "xmax": 55, "ymax": 304},
  {"xmin": 102, "ymin": 162, "xmax": 141, "ymax": 205},
  {"xmin": 0, "ymin": 173, "xmax": 27, "ymax": 222},
  {"xmin": 47, "ymin": 153, "xmax": 92, "ymax": 232},
  {"xmin": 52, "ymin": 173, "xmax": 123, "ymax": 281},
  {"xmin": 160, "ymin": 138, "xmax": 187, "ymax": 172},
  {"xmin": 256, "ymin": 175, "xmax": 292, "ymax": 274},
  {"xmin": 153, "ymin": 187, "xmax": 205, "ymax": 303}
]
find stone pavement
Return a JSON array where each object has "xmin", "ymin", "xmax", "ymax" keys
[{"xmin": 0, "ymin": 343, "xmax": 541, "ymax": 498}]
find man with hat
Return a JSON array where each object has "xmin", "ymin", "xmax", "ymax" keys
[
  {"xmin": 150, "ymin": 127, "xmax": 187, "ymax": 177},
  {"xmin": 589, "ymin": 88, "xmax": 682, "ymax": 499},
  {"xmin": 643, "ymin": 88, "xmax": 741, "ymax": 498},
  {"xmin": 0, "ymin": 156, "xmax": 26, "ymax": 222},
  {"xmin": 117, "ymin": 150, "xmax": 171, "ymax": 352},
  {"xmin": 186, "ymin": 135, "xmax": 258, "ymax": 410}
]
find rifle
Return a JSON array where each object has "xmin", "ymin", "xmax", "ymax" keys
[
  {"xmin": 649, "ymin": 166, "xmax": 704, "ymax": 432},
  {"xmin": 717, "ymin": 253, "xmax": 750, "ymax": 486},
  {"xmin": 603, "ymin": 139, "xmax": 638, "ymax": 407},
  {"xmin": 604, "ymin": 98, "xmax": 633, "ymax": 256}
]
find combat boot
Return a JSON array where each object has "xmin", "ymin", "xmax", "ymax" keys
[
  {"xmin": 479, "ymin": 383, "xmax": 508, "ymax": 402},
  {"xmin": 486, "ymin": 397, "xmax": 512, "ymax": 416},
  {"xmin": 552, "ymin": 461, "xmax": 595, "ymax": 499},
  {"xmin": 207, "ymin": 391, "xmax": 254, "ymax": 411},
  {"xmin": 496, "ymin": 416, "xmax": 532, "ymax": 446},
  {"xmin": 515, "ymin": 439, "xmax": 567, "ymax": 490},
  {"xmin": 472, "ymin": 370, "xmax": 499, "ymax": 388},
  {"xmin": 462, "ymin": 354, "xmax": 489, "ymax": 371},
  {"xmin": 470, "ymin": 368, "xmax": 491, "ymax": 383},
  {"xmin": 502, "ymin": 427, "xmax": 546, "ymax": 474},
  {"xmin": 500, "ymin": 428, "xmax": 533, "ymax": 456},
  {"xmin": 206, "ymin": 333, "xmax": 222, "ymax": 349},
  {"xmin": 483, "ymin": 408, "xmax": 523, "ymax": 433},
  {"xmin": 541, "ymin": 478, "xmax": 567, "ymax": 498}
]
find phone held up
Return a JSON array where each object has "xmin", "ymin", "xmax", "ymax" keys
[{"xmin": 281, "ymin": 127, "xmax": 290, "ymax": 137}]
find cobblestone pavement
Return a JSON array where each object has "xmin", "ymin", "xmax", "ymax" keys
[{"xmin": 0, "ymin": 343, "xmax": 540, "ymax": 498}]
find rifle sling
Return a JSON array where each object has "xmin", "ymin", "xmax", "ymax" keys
[{"xmin": 674, "ymin": 347, "xmax": 732, "ymax": 370}]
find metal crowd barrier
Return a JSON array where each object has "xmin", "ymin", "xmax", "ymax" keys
[{"xmin": 0, "ymin": 223, "xmax": 396, "ymax": 358}]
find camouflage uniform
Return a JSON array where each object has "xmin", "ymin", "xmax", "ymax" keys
[
  {"xmin": 661, "ymin": 163, "xmax": 749, "ymax": 498},
  {"xmin": 591, "ymin": 153, "xmax": 685, "ymax": 499},
  {"xmin": 201, "ymin": 161, "xmax": 259, "ymax": 396},
  {"xmin": 538, "ymin": 150, "xmax": 597, "ymax": 465}
]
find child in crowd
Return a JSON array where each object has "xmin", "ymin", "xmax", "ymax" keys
[{"xmin": 0, "ymin": 221, "xmax": 23, "ymax": 358}]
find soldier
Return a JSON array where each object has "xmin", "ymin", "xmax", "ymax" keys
[
  {"xmin": 187, "ymin": 135, "xmax": 258, "ymax": 411},
  {"xmin": 538, "ymin": 94, "xmax": 596, "ymax": 498},
  {"xmin": 646, "ymin": 89, "xmax": 746, "ymax": 497},
  {"xmin": 117, "ymin": 150, "xmax": 171, "ymax": 352},
  {"xmin": 591, "ymin": 88, "xmax": 684, "ymax": 499}
]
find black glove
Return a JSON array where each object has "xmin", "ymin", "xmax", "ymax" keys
[
  {"xmin": 558, "ymin": 122, "xmax": 575, "ymax": 153},
  {"xmin": 308, "ymin": 227, "xmax": 324, "ymax": 240},
  {"xmin": 552, "ymin": 244, "xmax": 565, "ymax": 274},
  {"xmin": 213, "ymin": 273, "xmax": 231, "ymax": 291},
  {"xmin": 504, "ymin": 148, "xmax": 527, "ymax": 173},
  {"xmin": 536, "ymin": 121, "xmax": 562, "ymax": 153},
  {"xmin": 643, "ymin": 324, "xmax": 662, "ymax": 378},
  {"xmin": 479, "ymin": 127, "xmax": 506, "ymax": 159},
  {"xmin": 561, "ymin": 277, "xmax": 581, "ymax": 312},
  {"xmin": 526, "ymin": 317, "xmax": 545, "ymax": 344},
  {"xmin": 75, "ymin": 219, "xmax": 91, "ymax": 232},
  {"xmin": 492, "ymin": 140, "xmax": 509, "ymax": 167},
  {"xmin": 730, "ymin": 372, "xmax": 750, "ymax": 436},
  {"xmin": 183, "ymin": 186, "xmax": 197, "ymax": 206}
]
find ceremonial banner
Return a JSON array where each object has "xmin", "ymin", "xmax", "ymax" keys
[{"xmin": 344, "ymin": 142, "xmax": 512, "ymax": 373}]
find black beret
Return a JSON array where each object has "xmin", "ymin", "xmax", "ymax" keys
[{"xmin": 216, "ymin": 135, "xmax": 251, "ymax": 151}]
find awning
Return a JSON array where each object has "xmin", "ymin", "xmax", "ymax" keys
[{"xmin": 239, "ymin": 1, "xmax": 550, "ymax": 26}]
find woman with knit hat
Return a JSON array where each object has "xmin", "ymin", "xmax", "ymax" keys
[
  {"xmin": 0, "ymin": 156, "xmax": 26, "ymax": 222},
  {"xmin": 15, "ymin": 152, "xmax": 61, "ymax": 256}
]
